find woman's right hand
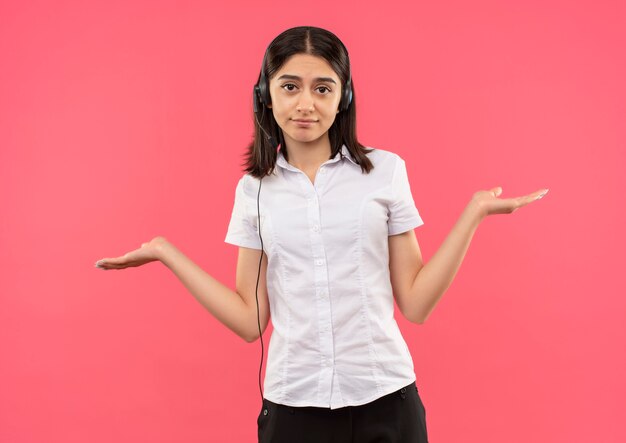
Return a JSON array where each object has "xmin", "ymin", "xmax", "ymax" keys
[{"xmin": 95, "ymin": 236, "xmax": 169, "ymax": 270}]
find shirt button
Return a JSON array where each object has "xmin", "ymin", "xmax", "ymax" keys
[
  {"xmin": 315, "ymin": 259, "xmax": 324, "ymax": 266},
  {"xmin": 313, "ymin": 225, "xmax": 320, "ymax": 232}
]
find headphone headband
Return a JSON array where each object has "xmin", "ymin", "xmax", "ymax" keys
[{"xmin": 253, "ymin": 38, "xmax": 353, "ymax": 113}]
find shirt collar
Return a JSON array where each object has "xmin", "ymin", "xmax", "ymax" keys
[{"xmin": 276, "ymin": 144, "xmax": 358, "ymax": 171}]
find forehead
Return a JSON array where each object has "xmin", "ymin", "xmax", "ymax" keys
[{"xmin": 271, "ymin": 54, "xmax": 339, "ymax": 80}]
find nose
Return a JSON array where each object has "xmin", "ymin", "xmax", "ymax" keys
[{"xmin": 296, "ymin": 89, "xmax": 314, "ymax": 112}]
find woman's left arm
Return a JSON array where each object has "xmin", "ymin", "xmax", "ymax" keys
[{"xmin": 392, "ymin": 186, "xmax": 548, "ymax": 324}]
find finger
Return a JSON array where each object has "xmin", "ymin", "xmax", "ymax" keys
[
  {"xmin": 100, "ymin": 253, "xmax": 134, "ymax": 267},
  {"xmin": 96, "ymin": 259, "xmax": 125, "ymax": 270},
  {"xmin": 105, "ymin": 256, "xmax": 126, "ymax": 265},
  {"xmin": 519, "ymin": 189, "xmax": 548, "ymax": 204},
  {"xmin": 490, "ymin": 186, "xmax": 503, "ymax": 198},
  {"xmin": 534, "ymin": 188, "xmax": 549, "ymax": 200},
  {"xmin": 512, "ymin": 189, "xmax": 548, "ymax": 209},
  {"xmin": 509, "ymin": 197, "xmax": 523, "ymax": 212}
]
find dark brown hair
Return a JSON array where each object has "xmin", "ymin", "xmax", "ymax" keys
[{"xmin": 243, "ymin": 26, "xmax": 374, "ymax": 179}]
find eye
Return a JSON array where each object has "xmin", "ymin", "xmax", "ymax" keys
[
  {"xmin": 317, "ymin": 86, "xmax": 331, "ymax": 94},
  {"xmin": 281, "ymin": 83, "xmax": 297, "ymax": 92}
]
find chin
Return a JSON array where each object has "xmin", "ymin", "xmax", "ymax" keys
[{"xmin": 286, "ymin": 133, "xmax": 325, "ymax": 143}]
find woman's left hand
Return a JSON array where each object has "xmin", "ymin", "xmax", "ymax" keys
[{"xmin": 470, "ymin": 187, "xmax": 549, "ymax": 219}]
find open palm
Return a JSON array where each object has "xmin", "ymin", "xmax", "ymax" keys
[
  {"xmin": 95, "ymin": 236, "xmax": 167, "ymax": 270},
  {"xmin": 472, "ymin": 187, "xmax": 549, "ymax": 218}
]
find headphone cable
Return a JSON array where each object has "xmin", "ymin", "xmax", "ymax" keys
[{"xmin": 255, "ymin": 175, "xmax": 265, "ymax": 406}]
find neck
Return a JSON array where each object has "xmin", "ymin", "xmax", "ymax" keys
[{"xmin": 282, "ymin": 135, "xmax": 333, "ymax": 171}]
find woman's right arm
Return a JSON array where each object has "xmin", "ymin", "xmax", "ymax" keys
[{"xmin": 95, "ymin": 236, "xmax": 270, "ymax": 343}]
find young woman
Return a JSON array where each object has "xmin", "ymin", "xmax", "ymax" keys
[{"xmin": 95, "ymin": 26, "xmax": 548, "ymax": 443}]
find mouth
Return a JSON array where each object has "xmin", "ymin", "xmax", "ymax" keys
[{"xmin": 292, "ymin": 119, "xmax": 318, "ymax": 127}]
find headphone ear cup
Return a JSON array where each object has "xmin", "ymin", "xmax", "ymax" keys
[
  {"xmin": 341, "ymin": 79, "xmax": 353, "ymax": 112},
  {"xmin": 258, "ymin": 78, "xmax": 271, "ymax": 107},
  {"xmin": 253, "ymin": 85, "xmax": 261, "ymax": 113}
]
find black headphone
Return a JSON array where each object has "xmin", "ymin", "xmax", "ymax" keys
[
  {"xmin": 252, "ymin": 37, "xmax": 353, "ymax": 408},
  {"xmin": 253, "ymin": 39, "xmax": 353, "ymax": 117}
]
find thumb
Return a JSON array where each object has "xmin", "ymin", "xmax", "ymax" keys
[{"xmin": 491, "ymin": 186, "xmax": 503, "ymax": 197}]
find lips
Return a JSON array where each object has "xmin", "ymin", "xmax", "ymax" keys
[{"xmin": 292, "ymin": 119, "xmax": 318, "ymax": 128}]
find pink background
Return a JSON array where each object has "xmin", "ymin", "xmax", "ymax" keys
[{"xmin": 1, "ymin": 0, "xmax": 624, "ymax": 442}]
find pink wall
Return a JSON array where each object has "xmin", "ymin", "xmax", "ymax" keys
[{"xmin": 1, "ymin": 0, "xmax": 624, "ymax": 441}]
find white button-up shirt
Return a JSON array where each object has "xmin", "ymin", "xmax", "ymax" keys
[{"xmin": 224, "ymin": 144, "xmax": 424, "ymax": 409}]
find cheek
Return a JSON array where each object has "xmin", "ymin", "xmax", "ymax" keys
[
  {"xmin": 322, "ymin": 110, "xmax": 339, "ymax": 124},
  {"xmin": 272, "ymin": 107, "xmax": 289, "ymax": 122},
  {"xmin": 268, "ymin": 95, "xmax": 287, "ymax": 113},
  {"xmin": 270, "ymin": 108, "xmax": 290, "ymax": 130}
]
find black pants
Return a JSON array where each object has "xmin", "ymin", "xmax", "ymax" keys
[{"xmin": 257, "ymin": 381, "xmax": 428, "ymax": 442}]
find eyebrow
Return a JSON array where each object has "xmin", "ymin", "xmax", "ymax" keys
[{"xmin": 276, "ymin": 74, "xmax": 337, "ymax": 84}]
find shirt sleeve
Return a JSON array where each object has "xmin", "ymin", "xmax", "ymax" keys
[
  {"xmin": 388, "ymin": 156, "xmax": 425, "ymax": 235},
  {"xmin": 224, "ymin": 176, "xmax": 263, "ymax": 249}
]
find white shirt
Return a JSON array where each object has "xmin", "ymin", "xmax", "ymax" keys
[{"xmin": 224, "ymin": 144, "xmax": 424, "ymax": 409}]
